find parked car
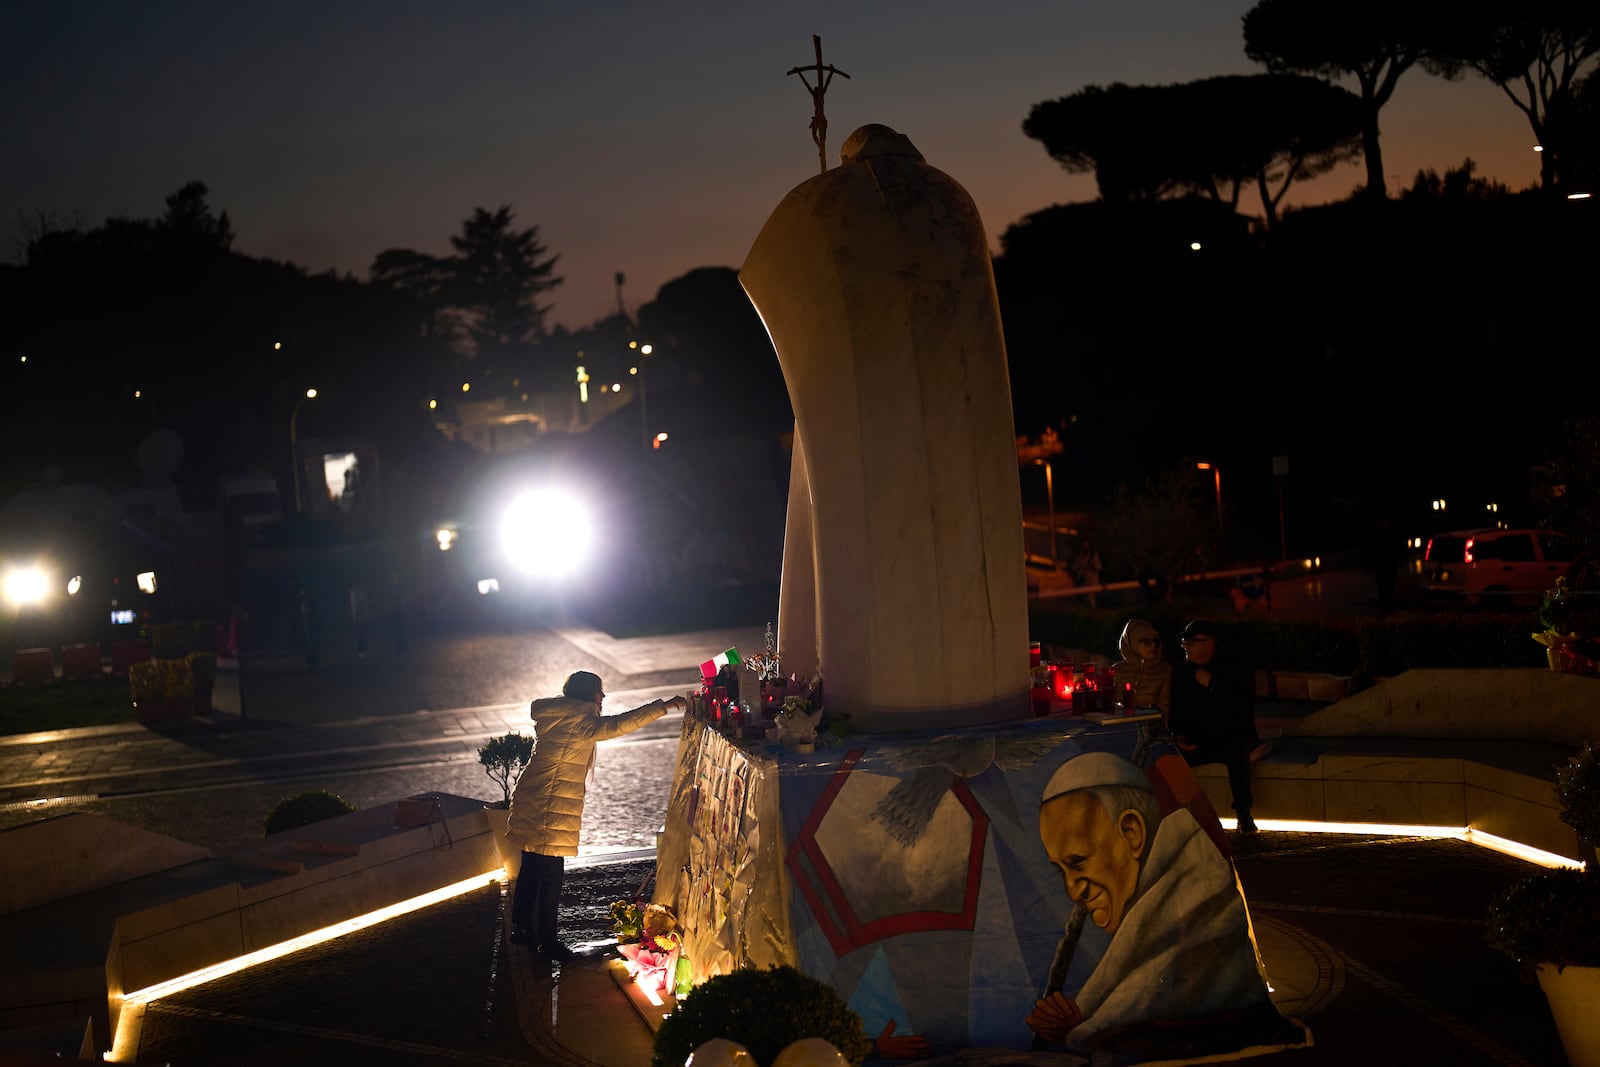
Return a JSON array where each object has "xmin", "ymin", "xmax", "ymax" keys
[{"xmin": 1419, "ymin": 528, "xmax": 1583, "ymax": 610}]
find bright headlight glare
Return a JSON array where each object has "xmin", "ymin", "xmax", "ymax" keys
[
  {"xmin": 67, "ymin": 575, "xmax": 82, "ymax": 596},
  {"xmin": 136, "ymin": 571, "xmax": 157, "ymax": 594},
  {"xmin": 499, "ymin": 489, "xmax": 593, "ymax": 577},
  {"xmin": 4, "ymin": 566, "xmax": 49, "ymax": 606}
]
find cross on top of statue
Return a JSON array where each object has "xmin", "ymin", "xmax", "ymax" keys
[{"xmin": 786, "ymin": 34, "xmax": 851, "ymax": 175}]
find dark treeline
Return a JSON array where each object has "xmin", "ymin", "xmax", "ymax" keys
[
  {"xmin": 2, "ymin": 171, "xmax": 1596, "ymax": 565},
  {"xmin": 995, "ymin": 172, "xmax": 1598, "ymax": 555}
]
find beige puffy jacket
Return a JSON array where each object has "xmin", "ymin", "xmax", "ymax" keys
[
  {"xmin": 506, "ymin": 695, "xmax": 667, "ymax": 857},
  {"xmin": 1113, "ymin": 618, "xmax": 1173, "ymax": 719}
]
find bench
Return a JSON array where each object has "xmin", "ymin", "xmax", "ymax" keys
[
  {"xmin": 61, "ymin": 643, "xmax": 105, "ymax": 680},
  {"xmin": 9, "ymin": 648, "xmax": 56, "ymax": 685}
]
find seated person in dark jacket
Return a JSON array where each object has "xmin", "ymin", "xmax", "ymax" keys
[{"xmin": 1169, "ymin": 619, "xmax": 1259, "ymax": 833}]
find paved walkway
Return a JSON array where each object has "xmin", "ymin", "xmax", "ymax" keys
[
  {"xmin": 1, "ymin": 618, "xmax": 1575, "ymax": 1066},
  {"xmin": 119, "ymin": 834, "xmax": 1566, "ymax": 1066}
]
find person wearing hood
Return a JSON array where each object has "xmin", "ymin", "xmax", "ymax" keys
[
  {"xmin": 1113, "ymin": 619, "xmax": 1171, "ymax": 720},
  {"xmin": 507, "ymin": 670, "xmax": 687, "ymax": 959}
]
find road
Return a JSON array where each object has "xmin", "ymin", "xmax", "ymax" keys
[
  {"xmin": 1, "ymin": 562, "xmax": 1399, "ymax": 855},
  {"xmin": 0, "ymin": 616, "xmax": 763, "ymax": 855}
]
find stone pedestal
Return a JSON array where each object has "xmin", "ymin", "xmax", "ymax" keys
[{"xmin": 654, "ymin": 714, "xmax": 1306, "ymax": 1058}]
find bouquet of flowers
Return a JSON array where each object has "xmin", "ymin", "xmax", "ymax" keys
[
  {"xmin": 608, "ymin": 899, "xmax": 646, "ymax": 943},
  {"xmin": 767, "ymin": 695, "xmax": 824, "ymax": 749},
  {"xmin": 610, "ymin": 900, "xmax": 688, "ymax": 996}
]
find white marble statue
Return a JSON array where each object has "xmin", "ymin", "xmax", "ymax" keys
[{"xmin": 740, "ymin": 123, "xmax": 1029, "ymax": 733}]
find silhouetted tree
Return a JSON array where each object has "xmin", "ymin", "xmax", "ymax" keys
[
  {"xmin": 1428, "ymin": 0, "xmax": 1600, "ymax": 190},
  {"xmin": 1243, "ymin": 0, "xmax": 1449, "ymax": 200},
  {"xmin": 1098, "ymin": 464, "xmax": 1213, "ymax": 603},
  {"xmin": 1023, "ymin": 83, "xmax": 1193, "ymax": 202},
  {"xmin": 450, "ymin": 206, "xmax": 562, "ymax": 352},
  {"xmin": 1537, "ymin": 417, "xmax": 1600, "ymax": 548},
  {"xmin": 1021, "ymin": 75, "xmax": 1362, "ymax": 228},
  {"xmin": 2, "ymin": 184, "xmax": 452, "ymax": 511},
  {"xmin": 1552, "ymin": 70, "xmax": 1600, "ymax": 190},
  {"xmin": 371, "ymin": 205, "xmax": 563, "ymax": 365},
  {"xmin": 635, "ymin": 266, "xmax": 787, "ymax": 409},
  {"xmin": 154, "ymin": 181, "xmax": 234, "ymax": 254},
  {"xmin": 1400, "ymin": 158, "xmax": 1511, "ymax": 201}
]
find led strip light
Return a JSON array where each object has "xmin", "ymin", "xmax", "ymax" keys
[
  {"xmin": 1217, "ymin": 817, "xmax": 1585, "ymax": 870},
  {"xmin": 108, "ymin": 870, "xmax": 506, "ymax": 1061}
]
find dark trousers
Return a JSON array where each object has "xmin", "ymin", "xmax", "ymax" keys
[
  {"xmin": 1182, "ymin": 737, "xmax": 1255, "ymax": 816},
  {"xmin": 512, "ymin": 850, "xmax": 565, "ymax": 947}
]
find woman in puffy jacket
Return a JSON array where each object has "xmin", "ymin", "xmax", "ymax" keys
[
  {"xmin": 1112, "ymin": 618, "xmax": 1172, "ymax": 721},
  {"xmin": 507, "ymin": 670, "xmax": 686, "ymax": 959}
]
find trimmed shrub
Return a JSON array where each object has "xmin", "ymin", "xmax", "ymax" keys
[
  {"xmin": 128, "ymin": 658, "xmax": 192, "ymax": 704},
  {"xmin": 265, "ymin": 790, "xmax": 356, "ymax": 835},
  {"xmin": 1030, "ymin": 604, "xmax": 1552, "ymax": 676},
  {"xmin": 650, "ymin": 965, "xmax": 871, "ymax": 1067}
]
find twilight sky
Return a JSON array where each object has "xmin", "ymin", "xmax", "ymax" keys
[{"xmin": 4, "ymin": 2, "xmax": 1538, "ymax": 330}]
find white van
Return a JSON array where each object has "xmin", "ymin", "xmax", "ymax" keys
[{"xmin": 1420, "ymin": 528, "xmax": 1583, "ymax": 610}]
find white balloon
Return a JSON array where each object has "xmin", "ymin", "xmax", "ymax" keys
[
  {"xmin": 770, "ymin": 1037, "xmax": 850, "ymax": 1067},
  {"xmin": 686, "ymin": 1037, "xmax": 759, "ymax": 1067}
]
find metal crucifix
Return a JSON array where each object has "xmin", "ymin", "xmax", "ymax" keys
[{"xmin": 787, "ymin": 35, "xmax": 850, "ymax": 175}]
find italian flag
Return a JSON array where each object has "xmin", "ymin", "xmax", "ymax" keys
[{"xmin": 700, "ymin": 648, "xmax": 742, "ymax": 680}]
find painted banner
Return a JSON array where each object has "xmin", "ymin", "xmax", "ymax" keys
[{"xmin": 658, "ymin": 715, "xmax": 1309, "ymax": 1064}]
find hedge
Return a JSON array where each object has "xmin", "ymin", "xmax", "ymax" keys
[{"xmin": 1029, "ymin": 605, "xmax": 1547, "ymax": 677}]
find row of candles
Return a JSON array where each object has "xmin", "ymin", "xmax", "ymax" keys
[
  {"xmin": 1029, "ymin": 643, "xmax": 1136, "ymax": 716},
  {"xmin": 686, "ymin": 678, "xmax": 785, "ymax": 734}
]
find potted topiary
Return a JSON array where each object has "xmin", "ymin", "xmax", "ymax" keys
[
  {"xmin": 478, "ymin": 732, "xmax": 534, "ymax": 870},
  {"xmin": 1486, "ymin": 740, "xmax": 1600, "ymax": 1067},
  {"xmin": 478, "ymin": 732, "xmax": 535, "ymax": 808},
  {"xmin": 650, "ymin": 964, "xmax": 871, "ymax": 1067}
]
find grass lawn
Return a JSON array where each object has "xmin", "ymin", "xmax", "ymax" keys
[{"xmin": 0, "ymin": 678, "xmax": 138, "ymax": 735}]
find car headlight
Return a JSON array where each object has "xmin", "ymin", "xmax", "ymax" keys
[
  {"xmin": 498, "ymin": 489, "xmax": 593, "ymax": 578},
  {"xmin": 3, "ymin": 566, "xmax": 50, "ymax": 606}
]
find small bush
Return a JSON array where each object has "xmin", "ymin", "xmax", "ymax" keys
[
  {"xmin": 128, "ymin": 658, "xmax": 193, "ymax": 704},
  {"xmin": 265, "ymin": 790, "xmax": 356, "ymax": 835},
  {"xmin": 651, "ymin": 965, "xmax": 871, "ymax": 1067},
  {"xmin": 1558, "ymin": 741, "xmax": 1600, "ymax": 853},
  {"xmin": 1486, "ymin": 868, "xmax": 1600, "ymax": 969}
]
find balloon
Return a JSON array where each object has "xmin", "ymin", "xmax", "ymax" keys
[
  {"xmin": 770, "ymin": 1037, "xmax": 849, "ymax": 1067},
  {"xmin": 685, "ymin": 1037, "xmax": 758, "ymax": 1067}
]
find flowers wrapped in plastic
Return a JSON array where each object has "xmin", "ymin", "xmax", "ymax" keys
[{"xmin": 610, "ymin": 900, "xmax": 690, "ymax": 996}]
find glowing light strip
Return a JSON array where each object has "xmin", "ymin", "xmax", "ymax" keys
[
  {"xmin": 120, "ymin": 870, "xmax": 504, "ymax": 1006},
  {"xmin": 1463, "ymin": 828, "xmax": 1585, "ymax": 870},
  {"xmin": 1219, "ymin": 818, "xmax": 1584, "ymax": 870}
]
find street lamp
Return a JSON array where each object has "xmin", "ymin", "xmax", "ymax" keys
[
  {"xmin": 290, "ymin": 387, "xmax": 318, "ymax": 514},
  {"xmin": 631, "ymin": 341, "xmax": 653, "ymax": 447},
  {"xmin": 1197, "ymin": 462, "xmax": 1222, "ymax": 535}
]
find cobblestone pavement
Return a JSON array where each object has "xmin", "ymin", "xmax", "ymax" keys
[
  {"xmin": 123, "ymin": 834, "xmax": 1569, "ymax": 1066},
  {"xmin": 0, "ymin": 618, "xmax": 761, "ymax": 851},
  {"xmin": 4, "ymin": 613, "xmax": 1577, "ymax": 1066}
]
